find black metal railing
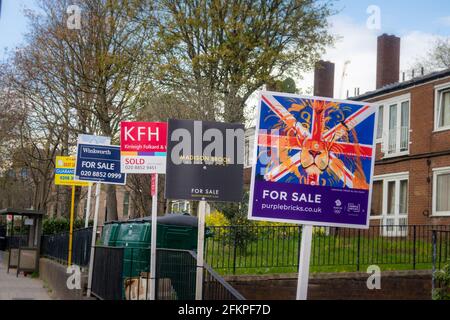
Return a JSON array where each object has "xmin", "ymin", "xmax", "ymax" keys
[
  {"xmin": 202, "ymin": 260, "xmax": 246, "ymax": 300},
  {"xmin": 90, "ymin": 246, "xmax": 245, "ymax": 300},
  {"xmin": 155, "ymin": 249, "xmax": 197, "ymax": 300},
  {"xmin": 91, "ymin": 246, "xmax": 125, "ymax": 300},
  {"xmin": 40, "ymin": 227, "xmax": 92, "ymax": 266},
  {"xmin": 5, "ymin": 235, "xmax": 28, "ymax": 249},
  {"xmin": 206, "ymin": 225, "xmax": 450, "ymax": 274}
]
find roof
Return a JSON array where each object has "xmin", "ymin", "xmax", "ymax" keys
[
  {"xmin": 128, "ymin": 213, "xmax": 199, "ymax": 227},
  {"xmin": 0, "ymin": 208, "xmax": 45, "ymax": 217},
  {"xmin": 352, "ymin": 68, "xmax": 450, "ymax": 101}
]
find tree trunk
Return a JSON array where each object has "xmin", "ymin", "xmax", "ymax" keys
[
  {"xmin": 223, "ymin": 88, "xmax": 245, "ymax": 124},
  {"xmin": 129, "ymin": 191, "xmax": 140, "ymax": 219},
  {"xmin": 105, "ymin": 184, "xmax": 118, "ymax": 221}
]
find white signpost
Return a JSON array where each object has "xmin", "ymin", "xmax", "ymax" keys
[
  {"xmin": 84, "ymin": 184, "xmax": 92, "ymax": 228},
  {"xmin": 195, "ymin": 200, "xmax": 207, "ymax": 300},
  {"xmin": 120, "ymin": 122, "xmax": 168, "ymax": 300},
  {"xmin": 78, "ymin": 134, "xmax": 112, "ymax": 297}
]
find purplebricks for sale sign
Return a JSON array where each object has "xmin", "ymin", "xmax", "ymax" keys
[{"xmin": 248, "ymin": 91, "xmax": 378, "ymax": 229}]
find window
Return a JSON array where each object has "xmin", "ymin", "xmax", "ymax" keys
[
  {"xmin": 171, "ymin": 201, "xmax": 190, "ymax": 213},
  {"xmin": 435, "ymin": 84, "xmax": 450, "ymax": 131},
  {"xmin": 377, "ymin": 105, "xmax": 384, "ymax": 140},
  {"xmin": 371, "ymin": 173, "xmax": 409, "ymax": 237},
  {"xmin": 433, "ymin": 168, "xmax": 450, "ymax": 216},
  {"xmin": 378, "ymin": 94, "xmax": 410, "ymax": 157},
  {"xmin": 400, "ymin": 101, "xmax": 410, "ymax": 152},
  {"xmin": 370, "ymin": 180, "xmax": 383, "ymax": 217},
  {"xmin": 388, "ymin": 105, "xmax": 397, "ymax": 153}
]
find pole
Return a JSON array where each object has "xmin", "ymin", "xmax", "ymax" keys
[
  {"xmin": 84, "ymin": 184, "xmax": 92, "ymax": 228},
  {"xmin": 195, "ymin": 200, "xmax": 207, "ymax": 300},
  {"xmin": 149, "ymin": 174, "xmax": 158, "ymax": 300},
  {"xmin": 68, "ymin": 185, "xmax": 76, "ymax": 266},
  {"xmin": 296, "ymin": 225, "xmax": 313, "ymax": 300},
  {"xmin": 432, "ymin": 230, "xmax": 437, "ymax": 296},
  {"xmin": 87, "ymin": 183, "xmax": 101, "ymax": 297}
]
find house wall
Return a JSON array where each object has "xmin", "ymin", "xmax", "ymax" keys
[{"xmin": 368, "ymin": 76, "xmax": 450, "ymax": 226}]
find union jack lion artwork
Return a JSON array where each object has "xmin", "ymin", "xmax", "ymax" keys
[
  {"xmin": 257, "ymin": 93, "xmax": 375, "ymax": 189},
  {"xmin": 248, "ymin": 92, "xmax": 378, "ymax": 229}
]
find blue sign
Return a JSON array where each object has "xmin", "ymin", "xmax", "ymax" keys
[
  {"xmin": 248, "ymin": 92, "xmax": 378, "ymax": 229},
  {"xmin": 74, "ymin": 143, "xmax": 126, "ymax": 185}
]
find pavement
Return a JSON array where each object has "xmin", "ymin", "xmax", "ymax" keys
[{"xmin": 0, "ymin": 251, "xmax": 52, "ymax": 300}]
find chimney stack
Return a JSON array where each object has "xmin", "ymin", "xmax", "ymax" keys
[
  {"xmin": 314, "ymin": 60, "xmax": 335, "ymax": 98},
  {"xmin": 376, "ymin": 34, "xmax": 400, "ymax": 89}
]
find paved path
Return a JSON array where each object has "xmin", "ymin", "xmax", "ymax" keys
[{"xmin": 0, "ymin": 251, "xmax": 52, "ymax": 300}]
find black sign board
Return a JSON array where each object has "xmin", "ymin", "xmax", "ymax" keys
[{"xmin": 165, "ymin": 119, "xmax": 244, "ymax": 202}]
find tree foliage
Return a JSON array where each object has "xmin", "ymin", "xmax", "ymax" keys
[{"xmin": 151, "ymin": 0, "xmax": 333, "ymax": 123}]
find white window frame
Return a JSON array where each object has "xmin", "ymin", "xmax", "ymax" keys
[
  {"xmin": 434, "ymin": 82, "xmax": 450, "ymax": 132},
  {"xmin": 371, "ymin": 172, "xmax": 409, "ymax": 237},
  {"xmin": 432, "ymin": 167, "xmax": 450, "ymax": 217},
  {"xmin": 171, "ymin": 200, "xmax": 190, "ymax": 213},
  {"xmin": 376, "ymin": 94, "xmax": 411, "ymax": 158},
  {"xmin": 376, "ymin": 104, "xmax": 384, "ymax": 143}
]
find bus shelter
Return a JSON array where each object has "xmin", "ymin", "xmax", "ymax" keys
[{"xmin": 0, "ymin": 208, "xmax": 44, "ymax": 276}]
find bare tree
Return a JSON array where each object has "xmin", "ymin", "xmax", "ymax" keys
[
  {"xmin": 4, "ymin": 0, "xmax": 156, "ymax": 220},
  {"xmin": 413, "ymin": 38, "xmax": 450, "ymax": 73}
]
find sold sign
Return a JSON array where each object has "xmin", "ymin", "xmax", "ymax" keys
[{"xmin": 120, "ymin": 122, "xmax": 167, "ymax": 174}]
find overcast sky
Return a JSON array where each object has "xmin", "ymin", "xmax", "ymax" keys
[{"xmin": 298, "ymin": 0, "xmax": 450, "ymax": 99}]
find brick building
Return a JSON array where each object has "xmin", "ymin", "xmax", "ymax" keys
[
  {"xmin": 354, "ymin": 35, "xmax": 450, "ymax": 228},
  {"xmin": 244, "ymin": 34, "xmax": 450, "ymax": 231}
]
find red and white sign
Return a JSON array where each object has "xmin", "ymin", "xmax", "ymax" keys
[
  {"xmin": 120, "ymin": 122, "xmax": 168, "ymax": 174},
  {"xmin": 151, "ymin": 174, "xmax": 157, "ymax": 196}
]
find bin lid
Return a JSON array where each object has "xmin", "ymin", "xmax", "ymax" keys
[{"xmin": 132, "ymin": 214, "xmax": 198, "ymax": 227}]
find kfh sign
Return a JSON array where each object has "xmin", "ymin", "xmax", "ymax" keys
[
  {"xmin": 248, "ymin": 92, "xmax": 378, "ymax": 229},
  {"xmin": 120, "ymin": 122, "xmax": 167, "ymax": 174},
  {"xmin": 165, "ymin": 119, "xmax": 244, "ymax": 202}
]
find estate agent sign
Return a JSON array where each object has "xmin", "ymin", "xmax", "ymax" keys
[
  {"xmin": 74, "ymin": 135, "xmax": 126, "ymax": 185},
  {"xmin": 120, "ymin": 121, "xmax": 167, "ymax": 174},
  {"xmin": 54, "ymin": 156, "xmax": 90, "ymax": 187},
  {"xmin": 165, "ymin": 119, "xmax": 245, "ymax": 202},
  {"xmin": 248, "ymin": 92, "xmax": 378, "ymax": 229}
]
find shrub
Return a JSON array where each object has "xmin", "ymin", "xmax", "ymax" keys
[
  {"xmin": 205, "ymin": 211, "xmax": 229, "ymax": 227},
  {"xmin": 313, "ymin": 226, "xmax": 327, "ymax": 236},
  {"xmin": 43, "ymin": 217, "xmax": 92, "ymax": 235},
  {"xmin": 433, "ymin": 261, "xmax": 450, "ymax": 300}
]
